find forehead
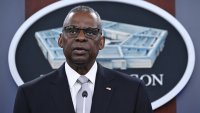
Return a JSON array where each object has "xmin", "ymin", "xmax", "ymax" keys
[{"xmin": 64, "ymin": 12, "xmax": 98, "ymax": 28}]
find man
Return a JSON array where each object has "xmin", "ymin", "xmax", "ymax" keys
[{"xmin": 14, "ymin": 6, "xmax": 153, "ymax": 113}]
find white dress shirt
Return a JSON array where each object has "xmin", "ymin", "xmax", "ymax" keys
[{"xmin": 65, "ymin": 61, "xmax": 97, "ymax": 110}]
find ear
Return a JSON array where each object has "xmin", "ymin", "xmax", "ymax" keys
[
  {"xmin": 98, "ymin": 35, "xmax": 105, "ymax": 50},
  {"xmin": 58, "ymin": 33, "xmax": 63, "ymax": 48}
]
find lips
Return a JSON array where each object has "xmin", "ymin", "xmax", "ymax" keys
[{"xmin": 72, "ymin": 47, "xmax": 88, "ymax": 55}]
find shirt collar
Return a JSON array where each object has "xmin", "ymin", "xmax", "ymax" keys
[{"xmin": 65, "ymin": 61, "xmax": 97, "ymax": 88}]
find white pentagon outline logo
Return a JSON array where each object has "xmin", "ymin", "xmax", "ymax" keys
[{"xmin": 8, "ymin": 0, "xmax": 195, "ymax": 110}]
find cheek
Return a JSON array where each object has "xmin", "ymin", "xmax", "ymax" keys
[
  {"xmin": 95, "ymin": 39, "xmax": 103, "ymax": 50},
  {"xmin": 90, "ymin": 42, "xmax": 100, "ymax": 54},
  {"xmin": 62, "ymin": 39, "xmax": 71, "ymax": 54}
]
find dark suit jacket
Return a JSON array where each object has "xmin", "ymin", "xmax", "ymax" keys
[{"xmin": 14, "ymin": 63, "xmax": 153, "ymax": 113}]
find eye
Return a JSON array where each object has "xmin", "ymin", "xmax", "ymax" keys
[
  {"xmin": 85, "ymin": 28, "xmax": 99, "ymax": 36},
  {"xmin": 66, "ymin": 27, "xmax": 79, "ymax": 34}
]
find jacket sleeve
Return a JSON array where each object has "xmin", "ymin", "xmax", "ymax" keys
[
  {"xmin": 134, "ymin": 81, "xmax": 153, "ymax": 113},
  {"xmin": 13, "ymin": 86, "xmax": 30, "ymax": 113}
]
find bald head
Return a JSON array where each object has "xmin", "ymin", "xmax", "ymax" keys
[{"xmin": 63, "ymin": 6, "xmax": 102, "ymax": 30}]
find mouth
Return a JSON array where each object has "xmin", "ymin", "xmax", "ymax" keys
[{"xmin": 72, "ymin": 47, "xmax": 88, "ymax": 55}]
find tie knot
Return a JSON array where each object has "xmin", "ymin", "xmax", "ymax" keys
[{"xmin": 77, "ymin": 76, "xmax": 89, "ymax": 84}]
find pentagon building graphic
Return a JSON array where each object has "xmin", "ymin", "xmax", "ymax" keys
[{"xmin": 35, "ymin": 20, "xmax": 168, "ymax": 70}]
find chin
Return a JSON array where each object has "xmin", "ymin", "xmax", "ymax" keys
[{"xmin": 74, "ymin": 62, "xmax": 88, "ymax": 67}]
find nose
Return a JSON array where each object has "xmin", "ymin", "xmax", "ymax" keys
[{"xmin": 76, "ymin": 29, "xmax": 87, "ymax": 41}]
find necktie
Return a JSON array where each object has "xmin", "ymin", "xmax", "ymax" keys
[{"xmin": 76, "ymin": 76, "xmax": 92, "ymax": 113}]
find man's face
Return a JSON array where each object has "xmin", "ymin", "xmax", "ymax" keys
[{"xmin": 58, "ymin": 12, "xmax": 104, "ymax": 67}]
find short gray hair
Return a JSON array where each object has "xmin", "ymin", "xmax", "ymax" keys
[{"xmin": 63, "ymin": 6, "xmax": 102, "ymax": 30}]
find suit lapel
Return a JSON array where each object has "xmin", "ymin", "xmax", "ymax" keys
[
  {"xmin": 49, "ymin": 64, "xmax": 75, "ymax": 113},
  {"xmin": 90, "ymin": 64, "xmax": 115, "ymax": 113},
  {"xmin": 48, "ymin": 63, "xmax": 115, "ymax": 113}
]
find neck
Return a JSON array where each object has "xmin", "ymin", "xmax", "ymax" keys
[{"xmin": 67, "ymin": 60, "xmax": 95, "ymax": 75}]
